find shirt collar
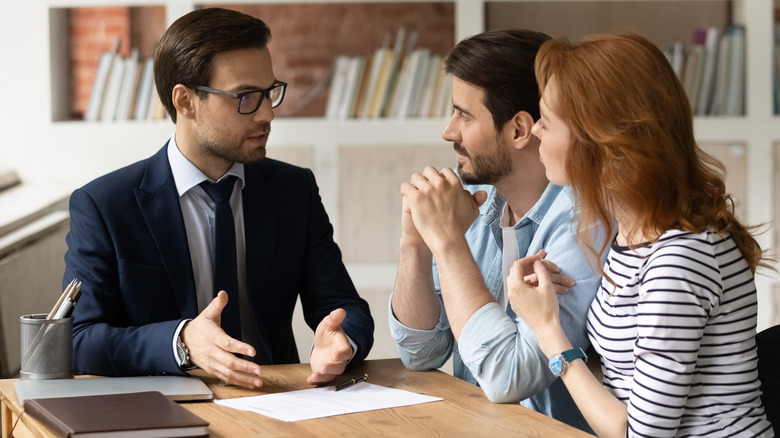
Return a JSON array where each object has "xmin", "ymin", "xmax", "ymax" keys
[
  {"xmin": 482, "ymin": 182, "xmax": 564, "ymax": 229},
  {"xmin": 167, "ymin": 131, "xmax": 246, "ymax": 197}
]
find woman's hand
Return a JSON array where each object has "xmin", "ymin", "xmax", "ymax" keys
[{"xmin": 507, "ymin": 251, "xmax": 566, "ymax": 355}]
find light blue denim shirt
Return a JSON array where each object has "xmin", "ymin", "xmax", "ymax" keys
[{"xmin": 389, "ymin": 183, "xmax": 601, "ymax": 433}]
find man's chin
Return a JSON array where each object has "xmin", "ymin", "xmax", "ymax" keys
[{"xmin": 239, "ymin": 150, "xmax": 267, "ymax": 164}]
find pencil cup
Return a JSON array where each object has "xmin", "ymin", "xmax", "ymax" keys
[{"xmin": 19, "ymin": 313, "xmax": 74, "ymax": 380}]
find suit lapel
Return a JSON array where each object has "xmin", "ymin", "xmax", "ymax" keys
[
  {"xmin": 242, "ymin": 162, "xmax": 278, "ymax": 362},
  {"xmin": 135, "ymin": 144, "xmax": 198, "ymax": 317}
]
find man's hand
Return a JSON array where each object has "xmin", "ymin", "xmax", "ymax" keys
[
  {"xmin": 399, "ymin": 166, "xmax": 487, "ymax": 253},
  {"xmin": 307, "ymin": 308, "xmax": 353, "ymax": 385},
  {"xmin": 400, "ymin": 195, "xmax": 426, "ymax": 247},
  {"xmin": 182, "ymin": 291, "xmax": 263, "ymax": 389}
]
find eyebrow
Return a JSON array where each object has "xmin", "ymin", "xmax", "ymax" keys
[
  {"xmin": 452, "ymin": 103, "xmax": 473, "ymax": 118},
  {"xmin": 232, "ymin": 80, "xmax": 280, "ymax": 92}
]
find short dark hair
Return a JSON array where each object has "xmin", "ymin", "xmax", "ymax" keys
[
  {"xmin": 444, "ymin": 29, "xmax": 550, "ymax": 131},
  {"xmin": 153, "ymin": 8, "xmax": 272, "ymax": 123}
]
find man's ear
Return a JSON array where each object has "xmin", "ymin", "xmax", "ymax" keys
[
  {"xmin": 172, "ymin": 84, "xmax": 197, "ymax": 120},
  {"xmin": 507, "ymin": 110, "xmax": 536, "ymax": 150}
]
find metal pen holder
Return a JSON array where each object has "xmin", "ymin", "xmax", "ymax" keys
[{"xmin": 19, "ymin": 313, "xmax": 74, "ymax": 380}]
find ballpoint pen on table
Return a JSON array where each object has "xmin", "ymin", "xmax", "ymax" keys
[{"xmin": 333, "ymin": 374, "xmax": 368, "ymax": 391}]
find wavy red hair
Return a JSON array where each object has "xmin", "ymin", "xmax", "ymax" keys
[{"xmin": 534, "ymin": 33, "xmax": 770, "ymax": 276}]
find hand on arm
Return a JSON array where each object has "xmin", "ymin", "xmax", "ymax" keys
[
  {"xmin": 308, "ymin": 308, "xmax": 353, "ymax": 385},
  {"xmin": 182, "ymin": 291, "xmax": 263, "ymax": 389},
  {"xmin": 507, "ymin": 258, "xmax": 627, "ymax": 438}
]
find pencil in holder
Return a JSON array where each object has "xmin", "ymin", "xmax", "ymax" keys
[{"xmin": 19, "ymin": 313, "xmax": 74, "ymax": 380}]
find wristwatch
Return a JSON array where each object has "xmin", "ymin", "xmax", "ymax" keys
[
  {"xmin": 176, "ymin": 334, "xmax": 192, "ymax": 368},
  {"xmin": 548, "ymin": 347, "xmax": 587, "ymax": 377}
]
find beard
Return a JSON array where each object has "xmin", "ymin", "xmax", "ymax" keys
[
  {"xmin": 454, "ymin": 140, "xmax": 512, "ymax": 185},
  {"xmin": 197, "ymin": 121, "xmax": 271, "ymax": 164}
]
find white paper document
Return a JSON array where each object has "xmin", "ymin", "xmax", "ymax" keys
[{"xmin": 215, "ymin": 382, "xmax": 443, "ymax": 422}]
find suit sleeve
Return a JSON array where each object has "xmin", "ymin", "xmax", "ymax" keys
[
  {"xmin": 65, "ymin": 188, "xmax": 185, "ymax": 376},
  {"xmin": 298, "ymin": 169, "xmax": 374, "ymax": 364}
]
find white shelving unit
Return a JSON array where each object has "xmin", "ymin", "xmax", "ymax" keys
[{"xmin": 0, "ymin": 2, "xmax": 775, "ymax": 361}]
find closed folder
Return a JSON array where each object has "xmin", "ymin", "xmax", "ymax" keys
[{"xmin": 24, "ymin": 391, "xmax": 209, "ymax": 437}]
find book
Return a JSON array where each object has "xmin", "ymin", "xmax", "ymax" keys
[
  {"xmin": 338, "ymin": 56, "xmax": 367, "ymax": 119},
  {"xmin": 84, "ymin": 37, "xmax": 120, "ymax": 122},
  {"xmin": 325, "ymin": 55, "xmax": 351, "ymax": 118},
  {"xmin": 99, "ymin": 53, "xmax": 127, "ymax": 121},
  {"xmin": 115, "ymin": 48, "xmax": 140, "ymax": 121},
  {"xmin": 416, "ymin": 53, "xmax": 443, "ymax": 118},
  {"xmin": 695, "ymin": 27, "xmax": 721, "ymax": 116},
  {"xmin": 682, "ymin": 44, "xmax": 704, "ymax": 112},
  {"xmin": 725, "ymin": 24, "xmax": 745, "ymax": 116},
  {"xmin": 378, "ymin": 29, "xmax": 415, "ymax": 118},
  {"xmin": 134, "ymin": 58, "xmax": 155, "ymax": 121},
  {"xmin": 709, "ymin": 29, "xmax": 732, "ymax": 115},
  {"xmin": 24, "ymin": 391, "xmax": 209, "ymax": 438}
]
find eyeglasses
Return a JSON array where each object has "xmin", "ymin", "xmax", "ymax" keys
[{"xmin": 192, "ymin": 81, "xmax": 287, "ymax": 114}]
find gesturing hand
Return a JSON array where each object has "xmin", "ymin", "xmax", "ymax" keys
[
  {"xmin": 308, "ymin": 308, "xmax": 353, "ymax": 385},
  {"xmin": 182, "ymin": 291, "xmax": 263, "ymax": 389}
]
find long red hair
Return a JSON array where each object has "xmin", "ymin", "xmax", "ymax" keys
[{"xmin": 534, "ymin": 33, "xmax": 770, "ymax": 276}]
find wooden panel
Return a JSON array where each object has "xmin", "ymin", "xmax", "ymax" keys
[{"xmin": 338, "ymin": 144, "xmax": 454, "ymax": 263}]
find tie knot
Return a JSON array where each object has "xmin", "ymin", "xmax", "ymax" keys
[{"xmin": 200, "ymin": 176, "xmax": 236, "ymax": 204}]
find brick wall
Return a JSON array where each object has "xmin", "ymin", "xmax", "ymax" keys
[
  {"xmin": 67, "ymin": 3, "xmax": 454, "ymax": 119},
  {"xmin": 69, "ymin": 7, "xmax": 131, "ymax": 118}
]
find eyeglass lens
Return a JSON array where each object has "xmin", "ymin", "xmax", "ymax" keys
[{"xmin": 238, "ymin": 84, "xmax": 285, "ymax": 114}]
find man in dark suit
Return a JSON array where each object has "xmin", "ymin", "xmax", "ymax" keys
[{"xmin": 63, "ymin": 7, "xmax": 373, "ymax": 389}]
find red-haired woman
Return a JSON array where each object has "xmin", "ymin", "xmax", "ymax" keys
[{"xmin": 508, "ymin": 32, "xmax": 774, "ymax": 438}]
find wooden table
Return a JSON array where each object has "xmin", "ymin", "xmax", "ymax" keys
[{"xmin": 1, "ymin": 358, "xmax": 593, "ymax": 437}]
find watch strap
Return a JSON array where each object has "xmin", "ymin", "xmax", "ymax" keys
[
  {"xmin": 560, "ymin": 347, "xmax": 587, "ymax": 364},
  {"xmin": 549, "ymin": 347, "xmax": 588, "ymax": 377}
]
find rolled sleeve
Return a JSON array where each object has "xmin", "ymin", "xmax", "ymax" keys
[
  {"xmin": 388, "ymin": 293, "xmax": 454, "ymax": 370},
  {"xmin": 458, "ymin": 302, "xmax": 553, "ymax": 403}
]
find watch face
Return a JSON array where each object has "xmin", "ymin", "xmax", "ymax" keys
[{"xmin": 549, "ymin": 356, "xmax": 563, "ymax": 375}]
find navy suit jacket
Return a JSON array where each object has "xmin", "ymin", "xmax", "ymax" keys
[{"xmin": 64, "ymin": 145, "xmax": 374, "ymax": 376}]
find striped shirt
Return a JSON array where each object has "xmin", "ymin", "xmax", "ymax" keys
[{"xmin": 587, "ymin": 229, "xmax": 773, "ymax": 437}]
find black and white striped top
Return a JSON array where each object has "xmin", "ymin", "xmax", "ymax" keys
[{"xmin": 587, "ymin": 229, "xmax": 773, "ymax": 437}]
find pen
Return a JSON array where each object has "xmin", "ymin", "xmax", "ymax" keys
[
  {"xmin": 333, "ymin": 374, "xmax": 368, "ymax": 391},
  {"xmin": 52, "ymin": 282, "xmax": 82, "ymax": 320}
]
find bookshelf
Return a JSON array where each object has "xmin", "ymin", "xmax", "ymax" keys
[{"xmin": 0, "ymin": 1, "xmax": 777, "ymax": 366}]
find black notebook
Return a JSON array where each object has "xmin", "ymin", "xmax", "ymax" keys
[{"xmin": 24, "ymin": 390, "xmax": 209, "ymax": 437}]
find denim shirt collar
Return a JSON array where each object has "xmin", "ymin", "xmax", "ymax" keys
[{"xmin": 480, "ymin": 182, "xmax": 564, "ymax": 230}]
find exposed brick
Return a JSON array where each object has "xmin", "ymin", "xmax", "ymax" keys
[{"xmin": 68, "ymin": 3, "xmax": 454, "ymax": 118}]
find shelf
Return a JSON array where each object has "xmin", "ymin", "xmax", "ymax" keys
[{"xmin": 1, "ymin": 0, "xmax": 777, "ymax": 335}]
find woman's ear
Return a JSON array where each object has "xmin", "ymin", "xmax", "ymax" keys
[{"xmin": 172, "ymin": 84, "xmax": 197, "ymax": 120}]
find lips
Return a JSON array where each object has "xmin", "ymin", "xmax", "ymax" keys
[
  {"xmin": 453, "ymin": 143, "xmax": 469, "ymax": 162},
  {"xmin": 247, "ymin": 132, "xmax": 269, "ymax": 146}
]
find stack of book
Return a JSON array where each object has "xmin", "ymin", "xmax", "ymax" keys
[
  {"xmin": 325, "ymin": 29, "xmax": 452, "ymax": 120},
  {"xmin": 664, "ymin": 24, "xmax": 745, "ymax": 117},
  {"xmin": 85, "ymin": 38, "xmax": 166, "ymax": 122}
]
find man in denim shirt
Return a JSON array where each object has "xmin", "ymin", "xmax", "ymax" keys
[{"xmin": 389, "ymin": 30, "xmax": 600, "ymax": 432}]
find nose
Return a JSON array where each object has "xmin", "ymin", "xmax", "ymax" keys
[
  {"xmin": 531, "ymin": 119, "xmax": 542, "ymax": 138},
  {"xmin": 441, "ymin": 110, "xmax": 460, "ymax": 142},
  {"xmin": 253, "ymin": 96, "xmax": 276, "ymax": 123}
]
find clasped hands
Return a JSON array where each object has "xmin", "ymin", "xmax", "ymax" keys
[
  {"xmin": 181, "ymin": 291, "xmax": 353, "ymax": 389},
  {"xmin": 401, "ymin": 166, "xmax": 574, "ymax": 343},
  {"xmin": 399, "ymin": 166, "xmax": 486, "ymax": 252}
]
